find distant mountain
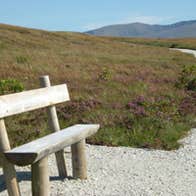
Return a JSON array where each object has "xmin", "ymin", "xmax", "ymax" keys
[{"xmin": 85, "ymin": 20, "xmax": 196, "ymax": 38}]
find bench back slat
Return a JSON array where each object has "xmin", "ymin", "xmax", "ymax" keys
[{"xmin": 0, "ymin": 84, "xmax": 70, "ymax": 118}]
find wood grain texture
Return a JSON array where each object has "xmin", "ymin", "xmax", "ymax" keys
[
  {"xmin": 39, "ymin": 75, "xmax": 67, "ymax": 177},
  {"xmin": 0, "ymin": 119, "xmax": 21, "ymax": 196},
  {"xmin": 32, "ymin": 157, "xmax": 49, "ymax": 196},
  {"xmin": 2, "ymin": 158, "xmax": 21, "ymax": 196},
  {"xmin": 5, "ymin": 124, "xmax": 99, "ymax": 166},
  {"xmin": 71, "ymin": 139, "xmax": 87, "ymax": 179},
  {"xmin": 0, "ymin": 84, "xmax": 70, "ymax": 118}
]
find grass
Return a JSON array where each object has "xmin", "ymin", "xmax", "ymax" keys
[
  {"xmin": 0, "ymin": 24, "xmax": 195, "ymax": 150},
  {"xmin": 106, "ymin": 36, "xmax": 196, "ymax": 50}
]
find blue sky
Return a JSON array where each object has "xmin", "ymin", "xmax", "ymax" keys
[{"xmin": 0, "ymin": 0, "xmax": 196, "ymax": 32}]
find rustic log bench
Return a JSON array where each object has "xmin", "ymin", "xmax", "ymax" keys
[{"xmin": 0, "ymin": 75, "xmax": 99, "ymax": 196}]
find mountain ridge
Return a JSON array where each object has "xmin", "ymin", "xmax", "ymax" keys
[{"xmin": 85, "ymin": 20, "xmax": 196, "ymax": 38}]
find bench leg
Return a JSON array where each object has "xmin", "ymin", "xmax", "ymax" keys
[
  {"xmin": 32, "ymin": 157, "xmax": 49, "ymax": 196},
  {"xmin": 71, "ymin": 139, "xmax": 87, "ymax": 179},
  {"xmin": 0, "ymin": 119, "xmax": 20, "ymax": 196},
  {"xmin": 2, "ymin": 157, "xmax": 21, "ymax": 196},
  {"xmin": 55, "ymin": 150, "xmax": 67, "ymax": 178}
]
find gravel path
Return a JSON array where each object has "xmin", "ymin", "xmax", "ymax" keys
[
  {"xmin": 0, "ymin": 128, "xmax": 196, "ymax": 196},
  {"xmin": 170, "ymin": 48, "xmax": 196, "ymax": 57}
]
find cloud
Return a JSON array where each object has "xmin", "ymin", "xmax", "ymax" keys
[
  {"xmin": 83, "ymin": 23, "xmax": 107, "ymax": 31},
  {"xmin": 120, "ymin": 14, "xmax": 173, "ymax": 25}
]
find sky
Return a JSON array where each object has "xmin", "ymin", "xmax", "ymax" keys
[{"xmin": 0, "ymin": 0, "xmax": 196, "ymax": 32}]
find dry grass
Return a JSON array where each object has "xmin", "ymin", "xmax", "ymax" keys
[
  {"xmin": 0, "ymin": 24, "xmax": 195, "ymax": 150},
  {"xmin": 106, "ymin": 36, "xmax": 196, "ymax": 50}
]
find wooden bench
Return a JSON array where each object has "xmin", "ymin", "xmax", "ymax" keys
[{"xmin": 0, "ymin": 75, "xmax": 99, "ymax": 196}]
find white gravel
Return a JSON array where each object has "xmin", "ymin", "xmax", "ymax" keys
[
  {"xmin": 170, "ymin": 48, "xmax": 196, "ymax": 57},
  {"xmin": 0, "ymin": 128, "xmax": 196, "ymax": 196}
]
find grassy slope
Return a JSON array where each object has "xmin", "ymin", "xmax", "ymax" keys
[
  {"xmin": 0, "ymin": 24, "xmax": 195, "ymax": 150},
  {"xmin": 106, "ymin": 36, "xmax": 196, "ymax": 50}
]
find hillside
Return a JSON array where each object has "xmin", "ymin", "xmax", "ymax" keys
[
  {"xmin": 0, "ymin": 24, "xmax": 195, "ymax": 150},
  {"xmin": 108, "ymin": 37, "xmax": 196, "ymax": 50},
  {"xmin": 86, "ymin": 20, "xmax": 196, "ymax": 38}
]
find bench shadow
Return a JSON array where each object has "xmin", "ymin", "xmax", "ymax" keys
[{"xmin": 0, "ymin": 171, "xmax": 74, "ymax": 192}]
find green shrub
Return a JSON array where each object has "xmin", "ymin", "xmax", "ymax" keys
[
  {"xmin": 16, "ymin": 55, "xmax": 29, "ymax": 64},
  {"xmin": 176, "ymin": 64, "xmax": 196, "ymax": 91},
  {"xmin": 187, "ymin": 78, "xmax": 196, "ymax": 91},
  {"xmin": 0, "ymin": 79, "xmax": 24, "ymax": 95},
  {"xmin": 170, "ymin": 43, "xmax": 178, "ymax": 48},
  {"xmin": 98, "ymin": 67, "xmax": 112, "ymax": 81}
]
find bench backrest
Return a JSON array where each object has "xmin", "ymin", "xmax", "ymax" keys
[
  {"xmin": 0, "ymin": 76, "xmax": 69, "ymax": 168},
  {"xmin": 0, "ymin": 76, "xmax": 88, "ymax": 195},
  {"xmin": 0, "ymin": 84, "xmax": 70, "ymax": 118}
]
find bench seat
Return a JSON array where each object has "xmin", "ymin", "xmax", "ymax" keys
[{"xmin": 5, "ymin": 124, "xmax": 99, "ymax": 166}]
